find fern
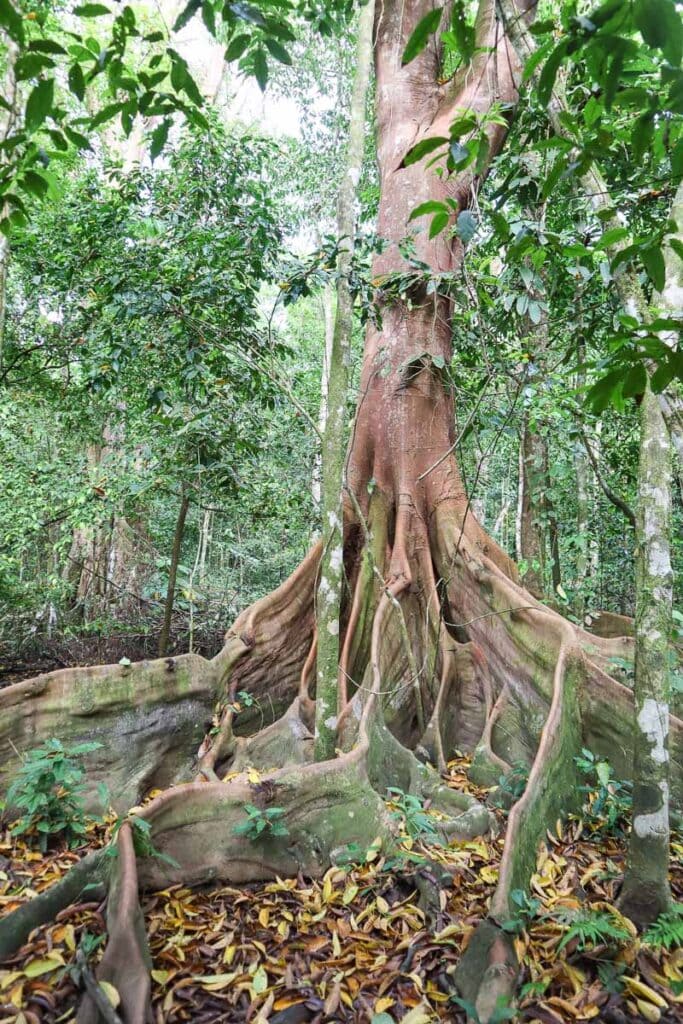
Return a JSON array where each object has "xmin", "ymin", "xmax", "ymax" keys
[
  {"xmin": 553, "ymin": 908, "xmax": 632, "ymax": 951},
  {"xmin": 644, "ymin": 904, "xmax": 683, "ymax": 951}
]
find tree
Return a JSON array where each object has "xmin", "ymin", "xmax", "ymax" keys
[
  {"xmin": 619, "ymin": 179, "xmax": 683, "ymax": 925},
  {"xmin": 314, "ymin": 0, "xmax": 374, "ymax": 761},
  {"xmin": 1, "ymin": 1, "xmax": 682, "ymax": 1020}
]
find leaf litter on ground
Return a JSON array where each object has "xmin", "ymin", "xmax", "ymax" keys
[{"xmin": 0, "ymin": 756, "xmax": 681, "ymax": 1023}]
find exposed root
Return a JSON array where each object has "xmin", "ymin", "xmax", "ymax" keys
[{"xmin": 78, "ymin": 823, "xmax": 151, "ymax": 1024}]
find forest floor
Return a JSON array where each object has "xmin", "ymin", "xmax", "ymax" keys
[
  {"xmin": 1, "ymin": 757, "xmax": 682, "ymax": 1024},
  {"xmin": 0, "ymin": 627, "xmax": 224, "ymax": 689}
]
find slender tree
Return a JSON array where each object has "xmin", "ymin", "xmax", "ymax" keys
[{"xmin": 314, "ymin": 0, "xmax": 375, "ymax": 760}]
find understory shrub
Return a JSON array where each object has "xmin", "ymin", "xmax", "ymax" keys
[{"xmin": 5, "ymin": 738, "xmax": 101, "ymax": 851}]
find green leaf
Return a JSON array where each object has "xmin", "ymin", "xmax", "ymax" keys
[
  {"xmin": 455, "ymin": 209, "xmax": 477, "ymax": 242},
  {"xmin": 25, "ymin": 79, "xmax": 55, "ymax": 132},
  {"xmin": 408, "ymin": 200, "xmax": 448, "ymax": 221},
  {"xmin": 634, "ymin": 0, "xmax": 683, "ymax": 65},
  {"xmin": 253, "ymin": 47, "xmax": 268, "ymax": 91},
  {"xmin": 0, "ymin": 0, "xmax": 24, "ymax": 43},
  {"xmin": 15, "ymin": 54, "xmax": 55, "ymax": 81},
  {"xmin": 225, "ymin": 33, "xmax": 250, "ymax": 61},
  {"xmin": 73, "ymin": 3, "xmax": 112, "ymax": 15},
  {"xmin": 402, "ymin": 7, "xmax": 443, "ymax": 66},
  {"xmin": 594, "ymin": 226, "xmax": 629, "ymax": 250},
  {"xmin": 540, "ymin": 154, "xmax": 568, "ymax": 201},
  {"xmin": 150, "ymin": 119, "xmax": 171, "ymax": 161},
  {"xmin": 586, "ymin": 369, "xmax": 624, "ymax": 413},
  {"xmin": 403, "ymin": 136, "xmax": 448, "ymax": 166},
  {"xmin": 264, "ymin": 38, "xmax": 292, "ymax": 65},
  {"xmin": 622, "ymin": 364, "xmax": 647, "ymax": 399},
  {"xmin": 669, "ymin": 237, "xmax": 683, "ymax": 263},
  {"xmin": 173, "ymin": 0, "xmax": 201, "ymax": 31},
  {"xmin": 429, "ymin": 211, "xmax": 449, "ymax": 238},
  {"xmin": 632, "ymin": 113, "xmax": 655, "ymax": 161},
  {"xmin": 21, "ymin": 168, "xmax": 49, "ymax": 196},
  {"xmin": 538, "ymin": 38, "xmax": 570, "ymax": 105},
  {"xmin": 68, "ymin": 64, "xmax": 86, "ymax": 102},
  {"xmin": 28, "ymin": 39, "xmax": 67, "ymax": 55},
  {"xmin": 642, "ymin": 246, "xmax": 666, "ymax": 292}
]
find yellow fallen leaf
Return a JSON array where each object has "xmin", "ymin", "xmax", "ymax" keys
[
  {"xmin": 480, "ymin": 866, "xmax": 498, "ymax": 884},
  {"xmin": 99, "ymin": 982, "xmax": 120, "ymax": 1009},
  {"xmin": 247, "ymin": 767, "xmax": 261, "ymax": 784},
  {"xmin": 366, "ymin": 836, "xmax": 383, "ymax": 862},
  {"xmin": 259, "ymin": 907, "xmax": 270, "ymax": 927},
  {"xmin": 636, "ymin": 999, "xmax": 661, "ymax": 1022},
  {"xmin": 376, "ymin": 895, "xmax": 390, "ymax": 914},
  {"xmin": 375, "ymin": 997, "xmax": 395, "ymax": 1013},
  {"xmin": 624, "ymin": 977, "xmax": 668, "ymax": 1009},
  {"xmin": 546, "ymin": 996, "xmax": 580, "ymax": 1018},
  {"xmin": 223, "ymin": 944, "xmax": 236, "ymax": 964},
  {"xmin": 343, "ymin": 883, "xmax": 358, "ymax": 905},
  {"xmin": 23, "ymin": 956, "xmax": 64, "ymax": 978},
  {"xmin": 400, "ymin": 1004, "xmax": 434, "ymax": 1024},
  {"xmin": 151, "ymin": 970, "xmax": 170, "ymax": 984},
  {"xmin": 197, "ymin": 973, "xmax": 237, "ymax": 989}
]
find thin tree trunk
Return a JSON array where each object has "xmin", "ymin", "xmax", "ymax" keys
[
  {"xmin": 314, "ymin": 0, "xmax": 375, "ymax": 761},
  {"xmin": 620, "ymin": 383, "xmax": 673, "ymax": 924},
  {"xmin": 517, "ymin": 413, "xmax": 546, "ymax": 596},
  {"xmin": 620, "ymin": 180, "xmax": 683, "ymax": 924},
  {"xmin": 312, "ymin": 283, "xmax": 335, "ymax": 509},
  {"xmin": 158, "ymin": 487, "xmax": 191, "ymax": 658}
]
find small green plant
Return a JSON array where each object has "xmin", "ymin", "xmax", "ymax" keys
[
  {"xmin": 497, "ymin": 761, "xmax": 529, "ymax": 803},
  {"xmin": 644, "ymin": 904, "xmax": 683, "ymax": 950},
  {"xmin": 6, "ymin": 738, "xmax": 101, "ymax": 851},
  {"xmin": 501, "ymin": 888, "xmax": 541, "ymax": 934},
  {"xmin": 233, "ymin": 803, "xmax": 289, "ymax": 841},
  {"xmin": 106, "ymin": 814, "xmax": 180, "ymax": 869},
  {"xmin": 387, "ymin": 787, "xmax": 443, "ymax": 844},
  {"xmin": 551, "ymin": 907, "xmax": 632, "ymax": 952},
  {"xmin": 574, "ymin": 749, "xmax": 631, "ymax": 835},
  {"xmin": 519, "ymin": 976, "xmax": 550, "ymax": 999},
  {"xmin": 597, "ymin": 961, "xmax": 627, "ymax": 994}
]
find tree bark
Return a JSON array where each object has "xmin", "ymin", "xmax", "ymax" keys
[
  {"xmin": 517, "ymin": 412, "xmax": 547, "ymax": 595},
  {"xmin": 620, "ymin": 383, "xmax": 673, "ymax": 924},
  {"xmin": 314, "ymin": 0, "xmax": 375, "ymax": 761},
  {"xmin": 158, "ymin": 487, "xmax": 191, "ymax": 658}
]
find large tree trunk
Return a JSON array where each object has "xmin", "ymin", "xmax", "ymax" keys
[{"xmin": 1, "ymin": 1, "xmax": 682, "ymax": 1020}]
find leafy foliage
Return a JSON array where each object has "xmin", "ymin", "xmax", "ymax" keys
[
  {"xmin": 644, "ymin": 903, "xmax": 683, "ymax": 950},
  {"xmin": 574, "ymin": 749, "xmax": 632, "ymax": 835},
  {"xmin": 497, "ymin": 761, "xmax": 530, "ymax": 804},
  {"xmin": 501, "ymin": 887, "xmax": 541, "ymax": 934},
  {"xmin": 386, "ymin": 787, "xmax": 443, "ymax": 843},
  {"xmin": 233, "ymin": 803, "xmax": 290, "ymax": 841},
  {"xmin": 552, "ymin": 906, "xmax": 633, "ymax": 952},
  {"xmin": 5, "ymin": 738, "xmax": 101, "ymax": 850}
]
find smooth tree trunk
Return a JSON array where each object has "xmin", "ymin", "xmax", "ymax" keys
[
  {"xmin": 158, "ymin": 486, "xmax": 191, "ymax": 658},
  {"xmin": 620, "ymin": 384, "xmax": 673, "ymax": 924},
  {"xmin": 620, "ymin": 181, "xmax": 683, "ymax": 923},
  {"xmin": 314, "ymin": 0, "xmax": 375, "ymax": 761},
  {"xmin": 517, "ymin": 413, "xmax": 547, "ymax": 595}
]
